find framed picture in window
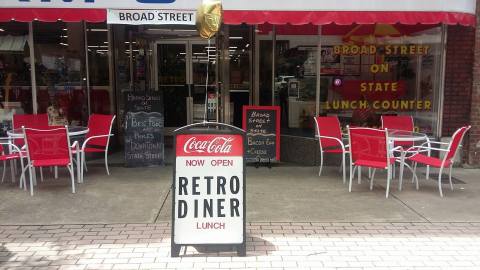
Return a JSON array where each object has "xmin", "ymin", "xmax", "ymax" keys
[
  {"xmin": 320, "ymin": 46, "xmax": 340, "ymax": 63},
  {"xmin": 288, "ymin": 81, "xmax": 299, "ymax": 98}
]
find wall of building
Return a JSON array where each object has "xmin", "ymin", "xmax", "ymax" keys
[
  {"xmin": 467, "ymin": 0, "xmax": 480, "ymax": 165},
  {"xmin": 443, "ymin": 26, "xmax": 475, "ymax": 137},
  {"xmin": 443, "ymin": 25, "xmax": 475, "ymax": 164}
]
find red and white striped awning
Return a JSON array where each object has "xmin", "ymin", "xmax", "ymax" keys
[
  {"xmin": 0, "ymin": 0, "xmax": 476, "ymax": 26},
  {"xmin": 223, "ymin": 0, "xmax": 477, "ymax": 26},
  {"xmin": 0, "ymin": 8, "xmax": 106, "ymax": 23}
]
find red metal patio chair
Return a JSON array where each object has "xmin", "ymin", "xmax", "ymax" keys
[
  {"xmin": 348, "ymin": 127, "xmax": 400, "ymax": 198},
  {"xmin": 12, "ymin": 114, "xmax": 49, "ymax": 147},
  {"xmin": 314, "ymin": 116, "xmax": 349, "ymax": 183},
  {"xmin": 404, "ymin": 126, "xmax": 471, "ymax": 197},
  {"xmin": 381, "ymin": 115, "xmax": 414, "ymax": 147},
  {"xmin": 0, "ymin": 139, "xmax": 27, "ymax": 189},
  {"xmin": 23, "ymin": 126, "xmax": 78, "ymax": 196},
  {"xmin": 78, "ymin": 114, "xmax": 116, "ymax": 182}
]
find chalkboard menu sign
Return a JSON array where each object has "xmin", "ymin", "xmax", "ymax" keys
[
  {"xmin": 123, "ymin": 91, "xmax": 165, "ymax": 167},
  {"xmin": 125, "ymin": 112, "xmax": 165, "ymax": 167},
  {"xmin": 124, "ymin": 91, "xmax": 163, "ymax": 113},
  {"xmin": 242, "ymin": 106, "xmax": 280, "ymax": 163}
]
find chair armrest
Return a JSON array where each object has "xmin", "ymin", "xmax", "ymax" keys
[
  {"xmin": 391, "ymin": 146, "xmax": 403, "ymax": 152},
  {"xmin": 71, "ymin": 140, "xmax": 79, "ymax": 149},
  {"xmin": 426, "ymin": 140, "xmax": 449, "ymax": 145},
  {"xmin": 315, "ymin": 135, "xmax": 345, "ymax": 146},
  {"xmin": 315, "ymin": 135, "xmax": 347, "ymax": 150},
  {"xmin": 406, "ymin": 145, "xmax": 449, "ymax": 153},
  {"xmin": 0, "ymin": 141, "xmax": 23, "ymax": 156},
  {"xmin": 81, "ymin": 134, "xmax": 113, "ymax": 150}
]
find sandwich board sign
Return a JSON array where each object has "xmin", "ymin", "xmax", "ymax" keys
[{"xmin": 171, "ymin": 122, "xmax": 246, "ymax": 257}]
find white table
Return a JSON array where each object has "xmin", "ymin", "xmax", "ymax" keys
[
  {"xmin": 7, "ymin": 126, "xmax": 89, "ymax": 138},
  {"xmin": 6, "ymin": 126, "xmax": 89, "ymax": 182},
  {"xmin": 388, "ymin": 129, "xmax": 431, "ymax": 191}
]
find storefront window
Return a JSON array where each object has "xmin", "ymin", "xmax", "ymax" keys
[
  {"xmin": 87, "ymin": 23, "xmax": 113, "ymax": 115},
  {"xmin": 275, "ymin": 27, "xmax": 318, "ymax": 136},
  {"xmin": 112, "ymin": 25, "xmax": 145, "ymax": 128},
  {"xmin": 258, "ymin": 27, "xmax": 273, "ymax": 106},
  {"xmin": 229, "ymin": 24, "xmax": 251, "ymax": 127},
  {"xmin": 33, "ymin": 22, "xmax": 88, "ymax": 126},
  {"xmin": 0, "ymin": 22, "xmax": 31, "ymax": 135},
  {"xmin": 320, "ymin": 24, "xmax": 443, "ymax": 136},
  {"xmin": 256, "ymin": 24, "xmax": 444, "ymax": 138}
]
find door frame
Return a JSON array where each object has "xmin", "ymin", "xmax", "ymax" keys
[{"xmin": 153, "ymin": 39, "xmax": 217, "ymax": 133}]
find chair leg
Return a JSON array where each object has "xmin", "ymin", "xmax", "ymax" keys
[
  {"xmin": 438, "ymin": 167, "xmax": 444, "ymax": 197},
  {"xmin": 426, "ymin": 138, "xmax": 431, "ymax": 180},
  {"xmin": 449, "ymin": 165, "xmax": 454, "ymax": 191},
  {"xmin": 318, "ymin": 151, "xmax": 324, "ymax": 177},
  {"xmin": 18, "ymin": 159, "xmax": 26, "ymax": 190},
  {"xmin": 68, "ymin": 165, "xmax": 76, "ymax": 194},
  {"xmin": 1, "ymin": 161, "xmax": 5, "ymax": 183},
  {"xmin": 349, "ymin": 165, "xmax": 354, "ymax": 192},
  {"xmin": 392, "ymin": 163, "xmax": 396, "ymax": 179},
  {"xmin": 410, "ymin": 162, "xmax": 419, "ymax": 190},
  {"xmin": 39, "ymin": 167, "xmax": 44, "ymax": 182},
  {"xmin": 358, "ymin": 166, "xmax": 362, "ymax": 184},
  {"xmin": 386, "ymin": 167, "xmax": 391, "ymax": 198},
  {"xmin": 341, "ymin": 152, "xmax": 346, "ymax": 184},
  {"xmin": 84, "ymin": 155, "xmax": 88, "ymax": 172},
  {"xmin": 412, "ymin": 162, "xmax": 418, "ymax": 184},
  {"xmin": 370, "ymin": 168, "xmax": 377, "ymax": 191},
  {"xmin": 82, "ymin": 152, "xmax": 88, "ymax": 173},
  {"xmin": 398, "ymin": 161, "xmax": 404, "ymax": 192},
  {"xmin": 20, "ymin": 164, "xmax": 28, "ymax": 191},
  {"xmin": 54, "ymin": 166, "xmax": 58, "ymax": 179},
  {"xmin": 81, "ymin": 152, "xmax": 86, "ymax": 182},
  {"xmin": 104, "ymin": 151, "xmax": 110, "ymax": 176},
  {"xmin": 13, "ymin": 159, "xmax": 17, "ymax": 175},
  {"xmin": 76, "ymin": 152, "xmax": 81, "ymax": 184},
  {"xmin": 18, "ymin": 164, "xmax": 23, "ymax": 189},
  {"xmin": 28, "ymin": 166, "xmax": 34, "ymax": 196},
  {"xmin": 10, "ymin": 160, "xmax": 15, "ymax": 183}
]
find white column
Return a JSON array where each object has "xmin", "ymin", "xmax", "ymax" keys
[{"xmin": 28, "ymin": 22, "xmax": 38, "ymax": 114}]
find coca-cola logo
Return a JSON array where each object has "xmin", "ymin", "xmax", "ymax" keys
[{"xmin": 183, "ymin": 136, "xmax": 234, "ymax": 154}]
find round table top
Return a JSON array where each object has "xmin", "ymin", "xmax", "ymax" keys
[
  {"xmin": 7, "ymin": 126, "xmax": 89, "ymax": 138},
  {"xmin": 387, "ymin": 129, "xmax": 428, "ymax": 141}
]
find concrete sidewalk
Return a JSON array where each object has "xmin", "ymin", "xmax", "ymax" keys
[
  {"xmin": 1, "ymin": 162, "xmax": 480, "ymax": 224},
  {"xmin": 1, "ymin": 222, "xmax": 480, "ymax": 269},
  {"xmin": 1, "ymin": 162, "xmax": 480, "ymax": 269}
]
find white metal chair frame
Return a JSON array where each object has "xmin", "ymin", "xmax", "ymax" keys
[
  {"xmin": 22, "ymin": 126, "xmax": 79, "ymax": 196},
  {"xmin": 313, "ymin": 117, "xmax": 350, "ymax": 184},
  {"xmin": 79, "ymin": 115, "xmax": 116, "ymax": 183},
  {"xmin": 381, "ymin": 115, "xmax": 433, "ymax": 179},
  {"xmin": 347, "ymin": 127, "xmax": 403, "ymax": 198},
  {"xmin": 402, "ymin": 126, "xmax": 471, "ymax": 197},
  {"xmin": 0, "ymin": 139, "xmax": 27, "ymax": 190}
]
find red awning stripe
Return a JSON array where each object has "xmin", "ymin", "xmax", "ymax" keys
[
  {"xmin": 0, "ymin": 8, "xmax": 475, "ymax": 26},
  {"xmin": 223, "ymin": 11, "xmax": 476, "ymax": 27},
  {"xmin": 0, "ymin": 8, "xmax": 106, "ymax": 23}
]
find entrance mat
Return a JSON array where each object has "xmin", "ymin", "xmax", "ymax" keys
[{"xmin": 425, "ymin": 173, "xmax": 466, "ymax": 184}]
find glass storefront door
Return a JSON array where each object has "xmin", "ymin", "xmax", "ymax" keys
[
  {"xmin": 155, "ymin": 40, "xmax": 216, "ymax": 129},
  {"xmin": 156, "ymin": 42, "xmax": 188, "ymax": 128}
]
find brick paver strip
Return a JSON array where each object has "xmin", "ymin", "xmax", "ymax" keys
[{"xmin": 0, "ymin": 222, "xmax": 479, "ymax": 269}]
